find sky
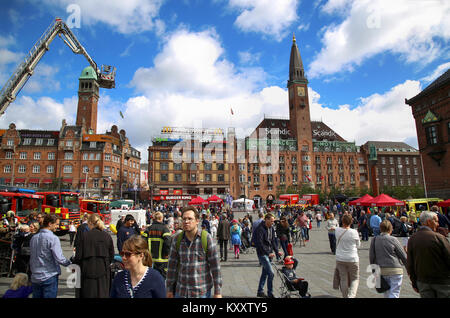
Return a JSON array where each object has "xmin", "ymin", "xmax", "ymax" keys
[{"xmin": 0, "ymin": 0, "xmax": 449, "ymax": 163}]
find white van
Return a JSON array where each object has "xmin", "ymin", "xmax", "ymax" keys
[{"xmin": 231, "ymin": 198, "xmax": 254, "ymax": 213}]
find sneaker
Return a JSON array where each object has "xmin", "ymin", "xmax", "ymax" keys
[{"xmin": 257, "ymin": 292, "xmax": 267, "ymax": 298}]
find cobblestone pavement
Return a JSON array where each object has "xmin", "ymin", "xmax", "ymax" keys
[{"xmin": 0, "ymin": 221, "xmax": 420, "ymax": 298}]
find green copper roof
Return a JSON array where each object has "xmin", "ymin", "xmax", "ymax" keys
[
  {"xmin": 422, "ymin": 110, "xmax": 440, "ymax": 124},
  {"xmin": 79, "ymin": 66, "xmax": 97, "ymax": 80}
]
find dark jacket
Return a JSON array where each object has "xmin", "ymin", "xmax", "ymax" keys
[
  {"xmin": 73, "ymin": 228, "xmax": 115, "ymax": 298},
  {"xmin": 143, "ymin": 221, "xmax": 171, "ymax": 263},
  {"xmin": 406, "ymin": 226, "xmax": 450, "ymax": 288},
  {"xmin": 117, "ymin": 225, "xmax": 137, "ymax": 253},
  {"xmin": 254, "ymin": 221, "xmax": 279, "ymax": 257},
  {"xmin": 217, "ymin": 218, "xmax": 231, "ymax": 240},
  {"xmin": 74, "ymin": 222, "xmax": 90, "ymax": 250},
  {"xmin": 276, "ymin": 222, "xmax": 290, "ymax": 242}
]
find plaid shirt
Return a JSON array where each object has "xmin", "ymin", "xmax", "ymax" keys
[{"xmin": 166, "ymin": 230, "xmax": 222, "ymax": 297}]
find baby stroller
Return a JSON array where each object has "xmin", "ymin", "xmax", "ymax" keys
[{"xmin": 273, "ymin": 257, "xmax": 311, "ymax": 298}]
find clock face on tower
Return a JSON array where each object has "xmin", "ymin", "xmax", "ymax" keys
[{"xmin": 297, "ymin": 87, "xmax": 305, "ymax": 96}]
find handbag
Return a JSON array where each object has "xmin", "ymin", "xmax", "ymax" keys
[{"xmin": 373, "ymin": 236, "xmax": 391, "ymax": 293}]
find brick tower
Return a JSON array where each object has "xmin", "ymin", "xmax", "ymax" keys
[
  {"xmin": 76, "ymin": 66, "xmax": 99, "ymax": 134},
  {"xmin": 288, "ymin": 34, "xmax": 312, "ymax": 152}
]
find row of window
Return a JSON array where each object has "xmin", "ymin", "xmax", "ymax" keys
[
  {"xmin": 381, "ymin": 178, "xmax": 421, "ymax": 186},
  {"xmin": 4, "ymin": 151, "xmax": 139, "ymax": 169},
  {"xmin": 377, "ymin": 167, "xmax": 420, "ymax": 176},
  {"xmin": 379, "ymin": 156, "xmax": 418, "ymax": 165},
  {"xmin": 157, "ymin": 163, "xmax": 226, "ymax": 171},
  {"xmin": 159, "ymin": 174, "xmax": 226, "ymax": 182}
]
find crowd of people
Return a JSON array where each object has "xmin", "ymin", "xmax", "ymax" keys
[{"xmin": 1, "ymin": 201, "xmax": 449, "ymax": 299}]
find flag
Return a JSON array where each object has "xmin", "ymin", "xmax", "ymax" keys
[
  {"xmin": 230, "ymin": 107, "xmax": 234, "ymax": 115},
  {"xmin": 306, "ymin": 175, "xmax": 312, "ymax": 182},
  {"xmin": 320, "ymin": 176, "xmax": 324, "ymax": 180}
]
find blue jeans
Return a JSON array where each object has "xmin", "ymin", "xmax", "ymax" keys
[
  {"xmin": 383, "ymin": 275, "xmax": 403, "ymax": 298},
  {"xmin": 32, "ymin": 275, "xmax": 59, "ymax": 298},
  {"xmin": 361, "ymin": 227, "xmax": 369, "ymax": 241},
  {"xmin": 257, "ymin": 255, "xmax": 274, "ymax": 296},
  {"xmin": 372, "ymin": 227, "xmax": 380, "ymax": 237}
]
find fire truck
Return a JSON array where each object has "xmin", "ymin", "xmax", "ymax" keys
[
  {"xmin": 0, "ymin": 188, "xmax": 44, "ymax": 224},
  {"xmin": 37, "ymin": 191, "xmax": 81, "ymax": 236},
  {"xmin": 0, "ymin": 17, "xmax": 116, "ymax": 116},
  {"xmin": 80, "ymin": 199, "xmax": 111, "ymax": 225}
]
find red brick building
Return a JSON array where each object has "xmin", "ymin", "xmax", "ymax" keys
[
  {"xmin": 405, "ymin": 69, "xmax": 450, "ymax": 198},
  {"xmin": 0, "ymin": 66, "xmax": 141, "ymax": 200}
]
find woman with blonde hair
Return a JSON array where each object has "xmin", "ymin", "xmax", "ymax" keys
[
  {"xmin": 2, "ymin": 273, "xmax": 32, "ymax": 298},
  {"xmin": 110, "ymin": 235, "xmax": 166, "ymax": 298},
  {"xmin": 73, "ymin": 213, "xmax": 114, "ymax": 298}
]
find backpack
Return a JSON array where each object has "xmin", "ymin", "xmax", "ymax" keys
[{"xmin": 176, "ymin": 230, "xmax": 209, "ymax": 254}]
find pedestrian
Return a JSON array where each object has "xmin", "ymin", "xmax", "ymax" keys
[
  {"xmin": 12, "ymin": 222, "xmax": 39, "ymax": 277},
  {"xmin": 2, "ymin": 273, "xmax": 33, "ymax": 299},
  {"xmin": 230, "ymin": 220, "xmax": 242, "ymax": 259},
  {"xmin": 276, "ymin": 216, "xmax": 291, "ymax": 260},
  {"xmin": 142, "ymin": 211, "xmax": 171, "ymax": 279},
  {"xmin": 68, "ymin": 221, "xmax": 76, "ymax": 247},
  {"xmin": 326, "ymin": 213, "xmax": 339, "ymax": 254},
  {"xmin": 166, "ymin": 206, "xmax": 222, "ymax": 298},
  {"xmin": 358, "ymin": 211, "xmax": 369, "ymax": 241},
  {"xmin": 217, "ymin": 213, "xmax": 231, "ymax": 262},
  {"xmin": 72, "ymin": 213, "xmax": 114, "ymax": 298},
  {"xmin": 201, "ymin": 213, "xmax": 211, "ymax": 234},
  {"xmin": 370, "ymin": 210, "xmax": 382, "ymax": 237},
  {"xmin": 36, "ymin": 213, "xmax": 44, "ymax": 227},
  {"xmin": 315, "ymin": 212, "xmax": 322, "ymax": 228},
  {"xmin": 333, "ymin": 214, "xmax": 360, "ymax": 298},
  {"xmin": 117, "ymin": 214, "xmax": 138, "ymax": 253},
  {"xmin": 116, "ymin": 215, "xmax": 125, "ymax": 232},
  {"xmin": 210, "ymin": 215, "xmax": 219, "ymax": 240},
  {"xmin": 369, "ymin": 220, "xmax": 407, "ymax": 298},
  {"xmin": 110, "ymin": 235, "xmax": 166, "ymax": 298},
  {"xmin": 251, "ymin": 212, "xmax": 265, "ymax": 247},
  {"xmin": 74, "ymin": 213, "xmax": 90, "ymax": 250},
  {"xmin": 254, "ymin": 213, "xmax": 282, "ymax": 298},
  {"xmin": 399, "ymin": 216, "xmax": 411, "ymax": 252},
  {"xmin": 406, "ymin": 211, "xmax": 450, "ymax": 298},
  {"xmin": 29, "ymin": 214, "xmax": 71, "ymax": 298}
]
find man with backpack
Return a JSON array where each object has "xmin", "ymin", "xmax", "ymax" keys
[{"xmin": 166, "ymin": 206, "xmax": 222, "ymax": 298}]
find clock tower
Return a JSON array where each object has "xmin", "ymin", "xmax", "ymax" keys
[
  {"xmin": 76, "ymin": 66, "xmax": 99, "ymax": 134},
  {"xmin": 288, "ymin": 34, "xmax": 312, "ymax": 152}
]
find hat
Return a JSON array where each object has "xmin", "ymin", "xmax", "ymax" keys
[
  {"xmin": 284, "ymin": 257, "xmax": 294, "ymax": 265},
  {"xmin": 232, "ymin": 219, "xmax": 238, "ymax": 223}
]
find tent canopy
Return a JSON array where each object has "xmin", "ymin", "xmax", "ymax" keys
[
  {"xmin": 362, "ymin": 193, "xmax": 405, "ymax": 207},
  {"xmin": 349, "ymin": 194, "xmax": 374, "ymax": 206},
  {"xmin": 437, "ymin": 199, "xmax": 450, "ymax": 207},
  {"xmin": 207, "ymin": 195, "xmax": 223, "ymax": 203},
  {"xmin": 188, "ymin": 196, "xmax": 208, "ymax": 205}
]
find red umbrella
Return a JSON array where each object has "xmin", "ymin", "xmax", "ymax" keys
[
  {"xmin": 349, "ymin": 194, "xmax": 374, "ymax": 206},
  {"xmin": 188, "ymin": 197, "xmax": 208, "ymax": 205},
  {"xmin": 207, "ymin": 195, "xmax": 223, "ymax": 203},
  {"xmin": 438, "ymin": 199, "xmax": 450, "ymax": 207},
  {"xmin": 362, "ymin": 193, "xmax": 405, "ymax": 207}
]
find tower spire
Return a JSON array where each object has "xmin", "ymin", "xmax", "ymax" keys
[{"xmin": 288, "ymin": 34, "xmax": 307, "ymax": 86}]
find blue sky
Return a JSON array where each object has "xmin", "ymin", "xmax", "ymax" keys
[{"xmin": 0, "ymin": 0, "xmax": 449, "ymax": 162}]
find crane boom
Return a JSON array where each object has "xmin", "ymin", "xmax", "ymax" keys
[{"xmin": 0, "ymin": 17, "xmax": 116, "ymax": 116}]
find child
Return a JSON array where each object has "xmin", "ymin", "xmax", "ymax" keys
[
  {"xmin": 281, "ymin": 256, "xmax": 311, "ymax": 298},
  {"xmin": 230, "ymin": 220, "xmax": 241, "ymax": 259},
  {"xmin": 2, "ymin": 273, "xmax": 33, "ymax": 298}
]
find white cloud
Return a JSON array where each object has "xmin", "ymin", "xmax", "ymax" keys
[
  {"xmin": 228, "ymin": 0, "xmax": 300, "ymax": 40},
  {"xmin": 309, "ymin": 80, "xmax": 422, "ymax": 148},
  {"xmin": 40, "ymin": 0, "xmax": 164, "ymax": 34},
  {"xmin": 22, "ymin": 63, "xmax": 61, "ymax": 94},
  {"xmin": 0, "ymin": 95, "xmax": 77, "ymax": 130},
  {"xmin": 421, "ymin": 62, "xmax": 450, "ymax": 84},
  {"xmin": 309, "ymin": 0, "xmax": 450, "ymax": 78}
]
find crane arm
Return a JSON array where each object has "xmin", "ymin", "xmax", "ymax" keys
[{"xmin": 0, "ymin": 18, "xmax": 115, "ymax": 116}]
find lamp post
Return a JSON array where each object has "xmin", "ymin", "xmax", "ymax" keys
[{"xmin": 83, "ymin": 168, "xmax": 89, "ymax": 198}]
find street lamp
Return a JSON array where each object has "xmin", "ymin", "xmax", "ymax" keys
[{"xmin": 83, "ymin": 168, "xmax": 89, "ymax": 198}]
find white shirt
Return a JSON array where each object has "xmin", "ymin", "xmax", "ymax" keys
[{"xmin": 335, "ymin": 227, "xmax": 360, "ymax": 263}]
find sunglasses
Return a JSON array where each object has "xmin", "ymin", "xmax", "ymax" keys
[{"xmin": 119, "ymin": 251, "xmax": 140, "ymax": 258}]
